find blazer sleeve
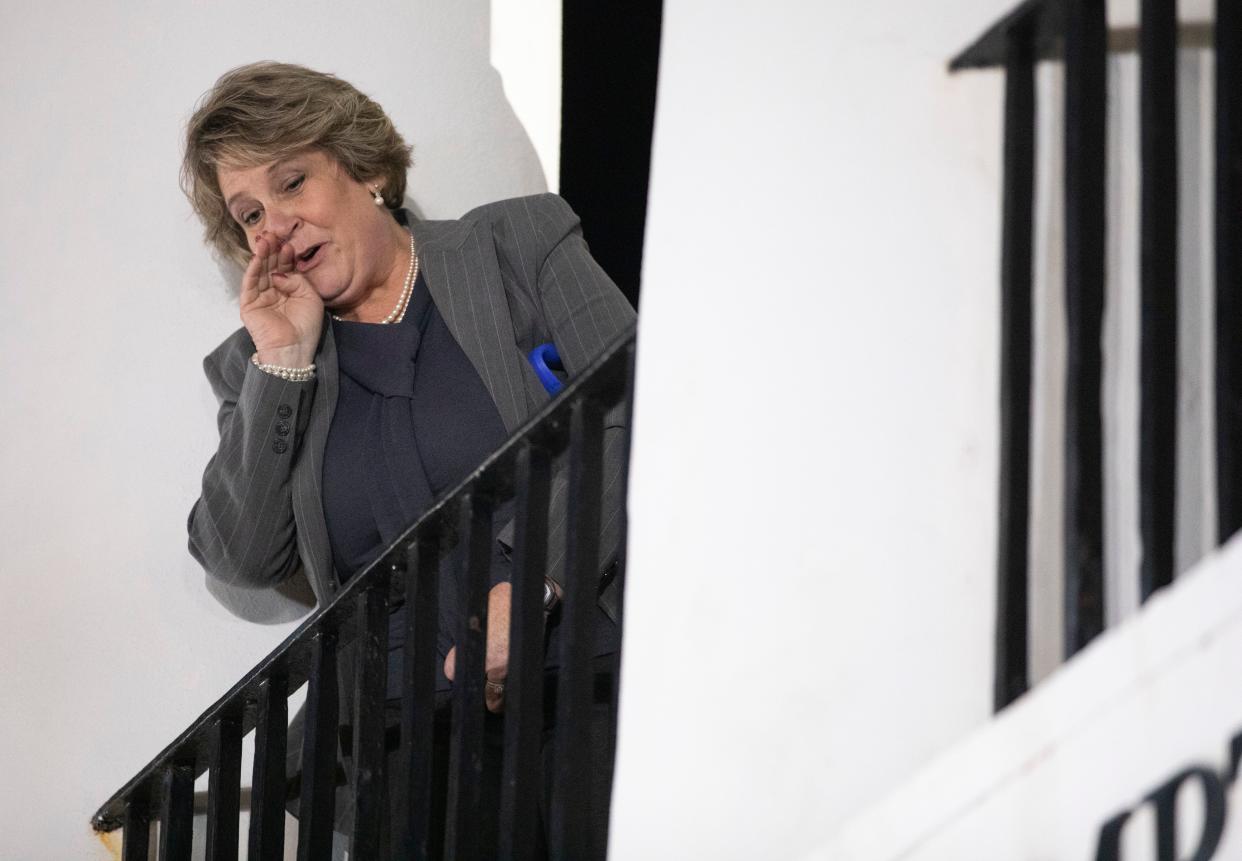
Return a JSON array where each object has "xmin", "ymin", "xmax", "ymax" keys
[
  {"xmin": 187, "ymin": 327, "xmax": 315, "ymax": 590},
  {"xmin": 487, "ymin": 193, "xmax": 637, "ymax": 620}
]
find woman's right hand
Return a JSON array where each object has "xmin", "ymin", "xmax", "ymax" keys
[{"xmin": 240, "ymin": 233, "xmax": 324, "ymax": 369}]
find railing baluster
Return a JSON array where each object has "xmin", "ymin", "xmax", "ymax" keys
[
  {"xmin": 248, "ymin": 674, "xmax": 287, "ymax": 861},
  {"xmin": 1063, "ymin": 0, "xmax": 1108, "ymax": 657},
  {"xmin": 499, "ymin": 442, "xmax": 552, "ymax": 859},
  {"xmin": 397, "ymin": 533, "xmax": 441, "ymax": 860},
  {"xmin": 1139, "ymin": 0, "xmax": 1179, "ymax": 601},
  {"xmin": 205, "ymin": 716, "xmax": 242, "ymax": 861},
  {"xmin": 158, "ymin": 763, "xmax": 194, "ymax": 861},
  {"xmin": 1217, "ymin": 0, "xmax": 1242, "ymax": 542},
  {"xmin": 550, "ymin": 398, "xmax": 606, "ymax": 860},
  {"xmin": 121, "ymin": 795, "xmax": 150, "ymax": 861},
  {"xmin": 615, "ymin": 342, "xmax": 638, "ymax": 624},
  {"xmin": 350, "ymin": 572, "xmax": 391, "ymax": 859},
  {"xmin": 445, "ymin": 490, "xmax": 495, "ymax": 861},
  {"xmin": 297, "ymin": 631, "xmax": 339, "ymax": 861},
  {"xmin": 609, "ymin": 342, "xmax": 640, "ymax": 713},
  {"xmin": 996, "ymin": 18, "xmax": 1037, "ymax": 711}
]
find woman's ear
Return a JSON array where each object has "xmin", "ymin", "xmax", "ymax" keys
[{"xmin": 361, "ymin": 176, "xmax": 386, "ymax": 205}]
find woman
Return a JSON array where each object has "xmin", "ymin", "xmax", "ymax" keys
[{"xmin": 183, "ymin": 62, "xmax": 633, "ymax": 855}]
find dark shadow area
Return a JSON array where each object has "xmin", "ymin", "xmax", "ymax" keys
[{"xmin": 560, "ymin": 0, "xmax": 663, "ymax": 310}]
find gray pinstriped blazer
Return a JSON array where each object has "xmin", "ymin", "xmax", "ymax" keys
[
  {"xmin": 189, "ymin": 193, "xmax": 634, "ymax": 623},
  {"xmin": 188, "ymin": 194, "xmax": 634, "ymax": 823},
  {"xmin": 187, "ymin": 195, "xmax": 634, "ymax": 816}
]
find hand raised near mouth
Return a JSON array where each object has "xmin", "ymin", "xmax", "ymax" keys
[{"xmin": 240, "ymin": 232, "xmax": 324, "ymax": 370}]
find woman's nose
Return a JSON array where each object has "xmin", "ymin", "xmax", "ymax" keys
[{"xmin": 265, "ymin": 207, "xmax": 300, "ymax": 241}]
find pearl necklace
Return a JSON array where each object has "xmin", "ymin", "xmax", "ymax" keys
[{"xmin": 331, "ymin": 232, "xmax": 419, "ymax": 324}]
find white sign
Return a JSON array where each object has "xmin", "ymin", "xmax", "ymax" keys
[{"xmin": 809, "ymin": 535, "xmax": 1242, "ymax": 861}]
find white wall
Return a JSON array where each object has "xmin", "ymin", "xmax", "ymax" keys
[
  {"xmin": 0, "ymin": 3, "xmax": 558, "ymax": 858},
  {"xmin": 612, "ymin": 3, "xmax": 1220, "ymax": 859},
  {"xmin": 491, "ymin": 0, "xmax": 561, "ymax": 193},
  {"xmin": 611, "ymin": 1, "xmax": 1011, "ymax": 857}
]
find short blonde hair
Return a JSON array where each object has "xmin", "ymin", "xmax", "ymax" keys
[{"xmin": 182, "ymin": 62, "xmax": 413, "ymax": 265}]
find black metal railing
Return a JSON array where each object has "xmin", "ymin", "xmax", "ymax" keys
[
  {"xmin": 92, "ymin": 327, "xmax": 637, "ymax": 860},
  {"xmin": 951, "ymin": 0, "xmax": 1240, "ymax": 710}
]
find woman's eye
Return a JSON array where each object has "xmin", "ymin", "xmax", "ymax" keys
[
  {"xmin": 285, "ymin": 175, "xmax": 305, "ymax": 192},
  {"xmin": 242, "ymin": 210, "xmax": 261, "ymax": 226}
]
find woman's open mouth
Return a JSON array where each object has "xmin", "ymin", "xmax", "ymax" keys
[{"xmin": 296, "ymin": 243, "xmax": 324, "ymax": 273}]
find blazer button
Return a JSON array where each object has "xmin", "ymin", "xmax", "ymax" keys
[
  {"xmin": 276, "ymin": 421, "xmax": 291, "ymax": 437},
  {"xmin": 277, "ymin": 404, "xmax": 293, "ymax": 419},
  {"xmin": 272, "ymin": 439, "xmax": 289, "ymax": 454}
]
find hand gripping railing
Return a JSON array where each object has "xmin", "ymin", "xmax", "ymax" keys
[{"xmin": 92, "ymin": 326, "xmax": 637, "ymax": 861}]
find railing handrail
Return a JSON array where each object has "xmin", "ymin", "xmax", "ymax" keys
[
  {"xmin": 950, "ymin": 0, "xmax": 1060, "ymax": 71},
  {"xmin": 91, "ymin": 323, "xmax": 637, "ymax": 834}
]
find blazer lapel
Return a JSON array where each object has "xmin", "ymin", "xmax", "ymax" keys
[
  {"xmin": 291, "ymin": 318, "xmax": 339, "ymax": 600},
  {"xmin": 411, "ymin": 216, "xmax": 531, "ymax": 434}
]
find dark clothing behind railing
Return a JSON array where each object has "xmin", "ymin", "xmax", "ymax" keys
[
  {"xmin": 92, "ymin": 327, "xmax": 637, "ymax": 861},
  {"xmin": 951, "ymin": 0, "xmax": 1240, "ymax": 710}
]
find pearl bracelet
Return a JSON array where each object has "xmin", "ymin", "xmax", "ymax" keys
[{"xmin": 251, "ymin": 353, "xmax": 316, "ymax": 382}]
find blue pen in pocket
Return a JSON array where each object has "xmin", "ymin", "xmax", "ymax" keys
[{"xmin": 528, "ymin": 343, "xmax": 566, "ymax": 395}]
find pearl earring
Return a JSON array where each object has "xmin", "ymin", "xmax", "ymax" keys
[{"xmin": 371, "ymin": 187, "xmax": 384, "ymax": 206}]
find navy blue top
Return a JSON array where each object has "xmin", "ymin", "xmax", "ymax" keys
[
  {"xmin": 322, "ymin": 266, "xmax": 618, "ymax": 697},
  {"xmin": 323, "ymin": 271, "xmax": 510, "ymax": 693}
]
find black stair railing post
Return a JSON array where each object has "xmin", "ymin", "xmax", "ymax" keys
[
  {"xmin": 296, "ymin": 630, "xmax": 339, "ymax": 861},
  {"xmin": 1139, "ymin": 0, "xmax": 1180, "ymax": 601},
  {"xmin": 609, "ymin": 341, "xmax": 639, "ymax": 723},
  {"xmin": 1217, "ymin": 0, "xmax": 1242, "ymax": 542},
  {"xmin": 121, "ymin": 793, "xmax": 150, "ymax": 861},
  {"xmin": 445, "ymin": 489, "xmax": 496, "ymax": 861},
  {"xmin": 204, "ymin": 715, "xmax": 242, "ymax": 861},
  {"xmin": 397, "ymin": 532, "xmax": 441, "ymax": 860},
  {"xmin": 248, "ymin": 673, "xmax": 287, "ymax": 861},
  {"xmin": 550, "ymin": 397, "xmax": 607, "ymax": 860},
  {"xmin": 1063, "ymin": 0, "xmax": 1109, "ymax": 657},
  {"xmin": 995, "ymin": 17, "xmax": 1037, "ymax": 711},
  {"xmin": 158, "ymin": 761, "xmax": 194, "ymax": 861},
  {"xmin": 498, "ymin": 441, "xmax": 553, "ymax": 859},
  {"xmin": 350, "ymin": 569, "xmax": 391, "ymax": 859}
]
